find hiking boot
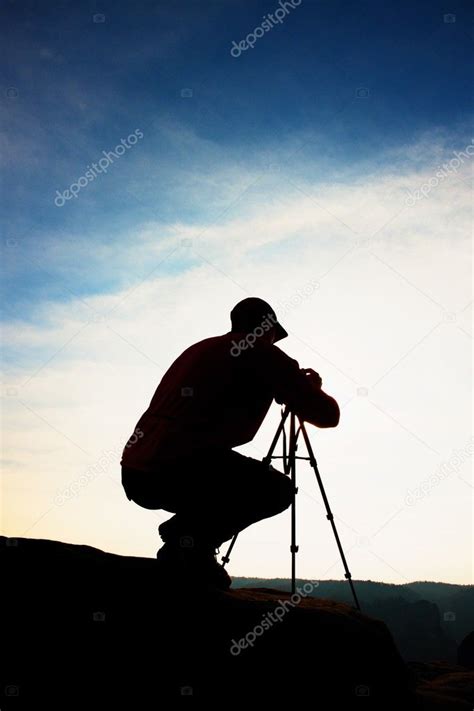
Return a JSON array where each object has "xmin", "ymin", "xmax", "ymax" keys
[
  {"xmin": 158, "ymin": 517, "xmax": 181, "ymax": 544},
  {"xmin": 156, "ymin": 542, "xmax": 231, "ymax": 589},
  {"xmin": 201, "ymin": 553, "xmax": 232, "ymax": 590}
]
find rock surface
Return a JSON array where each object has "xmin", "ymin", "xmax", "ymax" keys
[{"xmin": 1, "ymin": 537, "xmax": 472, "ymax": 708}]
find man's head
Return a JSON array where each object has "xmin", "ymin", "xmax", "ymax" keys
[{"xmin": 230, "ymin": 297, "xmax": 288, "ymax": 344}]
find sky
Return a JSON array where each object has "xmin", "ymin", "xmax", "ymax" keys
[{"xmin": 1, "ymin": 0, "xmax": 472, "ymax": 584}]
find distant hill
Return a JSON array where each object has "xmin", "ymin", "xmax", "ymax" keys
[{"xmin": 233, "ymin": 577, "xmax": 474, "ymax": 662}]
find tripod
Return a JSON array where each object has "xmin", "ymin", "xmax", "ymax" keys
[{"xmin": 221, "ymin": 406, "xmax": 361, "ymax": 611}]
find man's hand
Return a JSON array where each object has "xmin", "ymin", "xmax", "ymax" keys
[
  {"xmin": 302, "ymin": 368, "xmax": 322, "ymax": 390},
  {"xmin": 298, "ymin": 367, "xmax": 339, "ymax": 427}
]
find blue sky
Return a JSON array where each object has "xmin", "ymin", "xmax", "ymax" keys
[
  {"xmin": 2, "ymin": 0, "xmax": 472, "ymax": 309},
  {"xmin": 1, "ymin": 0, "xmax": 472, "ymax": 582}
]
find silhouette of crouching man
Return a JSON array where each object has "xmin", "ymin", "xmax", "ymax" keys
[{"xmin": 121, "ymin": 298, "xmax": 340, "ymax": 587}]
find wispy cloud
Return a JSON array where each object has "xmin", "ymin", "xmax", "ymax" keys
[{"xmin": 2, "ymin": 132, "xmax": 471, "ymax": 582}]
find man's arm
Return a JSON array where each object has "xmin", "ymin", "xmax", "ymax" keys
[
  {"xmin": 292, "ymin": 368, "xmax": 340, "ymax": 428},
  {"xmin": 265, "ymin": 347, "xmax": 340, "ymax": 428}
]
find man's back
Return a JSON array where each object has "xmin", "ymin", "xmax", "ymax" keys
[
  {"xmin": 122, "ymin": 333, "xmax": 277, "ymax": 471},
  {"xmin": 121, "ymin": 331, "xmax": 339, "ymax": 473}
]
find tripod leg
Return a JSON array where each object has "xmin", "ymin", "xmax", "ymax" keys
[
  {"xmin": 289, "ymin": 413, "xmax": 299, "ymax": 594},
  {"xmin": 299, "ymin": 420, "xmax": 361, "ymax": 611},
  {"xmin": 262, "ymin": 405, "xmax": 290, "ymax": 468},
  {"xmin": 221, "ymin": 533, "xmax": 238, "ymax": 566}
]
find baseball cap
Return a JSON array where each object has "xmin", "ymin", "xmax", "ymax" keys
[{"xmin": 230, "ymin": 297, "xmax": 288, "ymax": 343}]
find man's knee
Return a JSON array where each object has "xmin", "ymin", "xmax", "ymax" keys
[
  {"xmin": 121, "ymin": 465, "xmax": 165, "ymax": 510},
  {"xmin": 270, "ymin": 473, "xmax": 294, "ymax": 514}
]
